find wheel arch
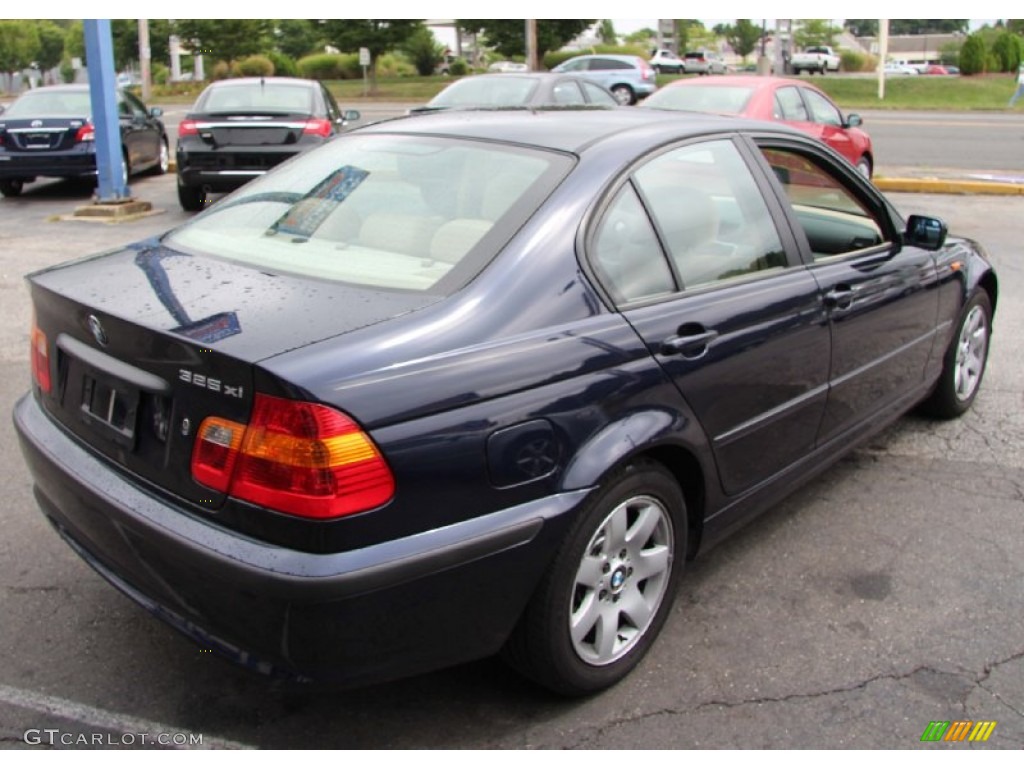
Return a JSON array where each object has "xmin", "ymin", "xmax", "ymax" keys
[{"xmin": 559, "ymin": 410, "xmax": 709, "ymax": 559}]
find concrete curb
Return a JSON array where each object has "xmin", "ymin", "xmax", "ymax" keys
[{"xmin": 873, "ymin": 177, "xmax": 1024, "ymax": 196}]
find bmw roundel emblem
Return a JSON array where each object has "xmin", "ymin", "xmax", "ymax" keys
[{"xmin": 87, "ymin": 314, "xmax": 109, "ymax": 346}]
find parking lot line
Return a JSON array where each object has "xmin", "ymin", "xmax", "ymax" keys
[{"xmin": 0, "ymin": 683, "xmax": 252, "ymax": 750}]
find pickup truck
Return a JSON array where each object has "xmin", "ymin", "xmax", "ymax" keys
[{"xmin": 790, "ymin": 46, "xmax": 841, "ymax": 74}]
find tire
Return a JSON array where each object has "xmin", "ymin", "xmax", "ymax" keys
[
  {"xmin": 503, "ymin": 460, "xmax": 686, "ymax": 696},
  {"xmin": 610, "ymin": 84, "xmax": 635, "ymax": 106},
  {"xmin": 919, "ymin": 291, "xmax": 992, "ymax": 419},
  {"xmin": 856, "ymin": 155, "xmax": 872, "ymax": 179},
  {"xmin": 0, "ymin": 179, "xmax": 24, "ymax": 197},
  {"xmin": 177, "ymin": 180, "xmax": 206, "ymax": 212},
  {"xmin": 149, "ymin": 138, "xmax": 169, "ymax": 176}
]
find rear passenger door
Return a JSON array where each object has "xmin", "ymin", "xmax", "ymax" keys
[
  {"xmin": 752, "ymin": 141, "xmax": 940, "ymax": 447},
  {"xmin": 588, "ymin": 137, "xmax": 830, "ymax": 497}
]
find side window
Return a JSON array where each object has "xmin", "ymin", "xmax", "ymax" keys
[
  {"xmin": 802, "ymin": 89, "xmax": 843, "ymax": 126},
  {"xmin": 552, "ymin": 80, "xmax": 585, "ymax": 105},
  {"xmin": 775, "ymin": 87, "xmax": 809, "ymax": 122},
  {"xmin": 591, "ymin": 185, "xmax": 675, "ymax": 304},
  {"xmin": 632, "ymin": 140, "xmax": 789, "ymax": 289},
  {"xmin": 118, "ymin": 98, "xmax": 134, "ymax": 117},
  {"xmin": 123, "ymin": 92, "xmax": 147, "ymax": 117},
  {"xmin": 560, "ymin": 59, "xmax": 585, "ymax": 72},
  {"xmin": 583, "ymin": 82, "xmax": 617, "ymax": 106},
  {"xmin": 321, "ymin": 86, "xmax": 340, "ymax": 122},
  {"xmin": 590, "ymin": 58, "xmax": 630, "ymax": 71},
  {"xmin": 760, "ymin": 148, "xmax": 886, "ymax": 260}
]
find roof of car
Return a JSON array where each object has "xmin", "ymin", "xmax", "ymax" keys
[
  {"xmin": 205, "ymin": 77, "xmax": 318, "ymax": 88},
  {"xmin": 356, "ymin": 106, "xmax": 803, "ymax": 155},
  {"xmin": 662, "ymin": 75, "xmax": 823, "ymax": 91}
]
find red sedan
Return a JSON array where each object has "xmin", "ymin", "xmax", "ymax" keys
[{"xmin": 641, "ymin": 75, "xmax": 874, "ymax": 178}]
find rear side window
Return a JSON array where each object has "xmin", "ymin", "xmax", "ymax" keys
[
  {"xmin": 774, "ymin": 87, "xmax": 809, "ymax": 121},
  {"xmin": 589, "ymin": 58, "xmax": 632, "ymax": 71},
  {"xmin": 165, "ymin": 134, "xmax": 571, "ymax": 293}
]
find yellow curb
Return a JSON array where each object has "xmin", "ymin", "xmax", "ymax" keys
[
  {"xmin": 874, "ymin": 178, "xmax": 1024, "ymax": 196},
  {"xmin": 168, "ymin": 160, "xmax": 177, "ymax": 173}
]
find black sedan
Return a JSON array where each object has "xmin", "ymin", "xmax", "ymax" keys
[
  {"xmin": 408, "ymin": 72, "xmax": 618, "ymax": 113},
  {"xmin": 175, "ymin": 77, "xmax": 359, "ymax": 212},
  {"xmin": 0, "ymin": 84, "xmax": 168, "ymax": 197},
  {"xmin": 14, "ymin": 109, "xmax": 997, "ymax": 696}
]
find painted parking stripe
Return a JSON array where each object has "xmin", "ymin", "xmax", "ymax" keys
[{"xmin": 0, "ymin": 683, "xmax": 252, "ymax": 750}]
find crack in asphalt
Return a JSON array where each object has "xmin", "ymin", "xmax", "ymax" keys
[{"xmin": 566, "ymin": 652, "xmax": 1024, "ymax": 748}]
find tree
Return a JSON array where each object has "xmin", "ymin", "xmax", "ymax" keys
[
  {"xmin": 458, "ymin": 20, "xmax": 594, "ymax": 62},
  {"xmin": 844, "ymin": 20, "xmax": 878, "ymax": 38},
  {"xmin": 624, "ymin": 27, "xmax": 657, "ymax": 47},
  {"xmin": 36, "ymin": 21, "xmax": 66, "ymax": 73},
  {"xmin": 319, "ymin": 19, "xmax": 424, "ymax": 90},
  {"xmin": 890, "ymin": 20, "xmax": 969, "ymax": 35},
  {"xmin": 109, "ymin": 19, "xmax": 173, "ymax": 71},
  {"xmin": 274, "ymin": 20, "xmax": 323, "ymax": 61},
  {"xmin": 724, "ymin": 19, "xmax": 762, "ymax": 61},
  {"xmin": 598, "ymin": 20, "xmax": 617, "ymax": 46},
  {"xmin": 174, "ymin": 19, "xmax": 274, "ymax": 65},
  {"xmin": 402, "ymin": 25, "xmax": 444, "ymax": 76},
  {"xmin": 794, "ymin": 19, "xmax": 838, "ymax": 49},
  {"xmin": 992, "ymin": 31, "xmax": 1023, "ymax": 72},
  {"xmin": 0, "ymin": 20, "xmax": 41, "ymax": 74},
  {"xmin": 958, "ymin": 33, "xmax": 987, "ymax": 75},
  {"xmin": 674, "ymin": 20, "xmax": 704, "ymax": 52}
]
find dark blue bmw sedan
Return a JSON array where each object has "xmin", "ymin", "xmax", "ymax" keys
[{"xmin": 13, "ymin": 109, "xmax": 997, "ymax": 695}]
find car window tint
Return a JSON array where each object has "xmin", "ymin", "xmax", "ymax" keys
[
  {"xmin": 582, "ymin": 82, "xmax": 617, "ymax": 106},
  {"xmin": 633, "ymin": 140, "xmax": 788, "ymax": 290},
  {"xmin": 558, "ymin": 59, "xmax": 585, "ymax": 72},
  {"xmin": 591, "ymin": 185, "xmax": 675, "ymax": 304},
  {"xmin": 123, "ymin": 92, "xmax": 148, "ymax": 117},
  {"xmin": 761, "ymin": 148, "xmax": 885, "ymax": 260},
  {"xmin": 165, "ymin": 135, "xmax": 570, "ymax": 293},
  {"xmin": 201, "ymin": 83, "xmax": 314, "ymax": 114},
  {"xmin": 775, "ymin": 87, "xmax": 809, "ymax": 121},
  {"xmin": 552, "ymin": 80, "xmax": 585, "ymax": 105},
  {"xmin": 802, "ymin": 89, "xmax": 843, "ymax": 126},
  {"xmin": 590, "ymin": 58, "xmax": 631, "ymax": 71}
]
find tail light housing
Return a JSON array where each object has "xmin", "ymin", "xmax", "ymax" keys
[
  {"xmin": 178, "ymin": 119, "xmax": 199, "ymax": 138},
  {"xmin": 30, "ymin": 317, "xmax": 51, "ymax": 394},
  {"xmin": 302, "ymin": 118, "xmax": 333, "ymax": 137},
  {"xmin": 192, "ymin": 394, "xmax": 394, "ymax": 519},
  {"xmin": 74, "ymin": 123, "xmax": 95, "ymax": 143}
]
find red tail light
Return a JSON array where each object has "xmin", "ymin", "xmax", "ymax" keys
[
  {"xmin": 178, "ymin": 119, "xmax": 199, "ymax": 138},
  {"xmin": 303, "ymin": 118, "xmax": 332, "ymax": 137},
  {"xmin": 30, "ymin": 318, "xmax": 51, "ymax": 394},
  {"xmin": 192, "ymin": 394, "xmax": 394, "ymax": 519},
  {"xmin": 74, "ymin": 123, "xmax": 95, "ymax": 143}
]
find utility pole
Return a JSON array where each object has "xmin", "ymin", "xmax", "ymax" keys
[
  {"xmin": 526, "ymin": 19, "xmax": 538, "ymax": 71},
  {"xmin": 139, "ymin": 19, "xmax": 151, "ymax": 101},
  {"xmin": 878, "ymin": 19, "xmax": 889, "ymax": 100}
]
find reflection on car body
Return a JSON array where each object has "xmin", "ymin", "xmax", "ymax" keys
[{"xmin": 14, "ymin": 109, "xmax": 997, "ymax": 696}]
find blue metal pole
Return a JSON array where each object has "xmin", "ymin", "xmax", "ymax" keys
[{"xmin": 83, "ymin": 19, "xmax": 129, "ymax": 201}]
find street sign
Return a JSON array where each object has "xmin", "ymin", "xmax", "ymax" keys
[{"xmin": 359, "ymin": 47, "xmax": 371, "ymax": 67}]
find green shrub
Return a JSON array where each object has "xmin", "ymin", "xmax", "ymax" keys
[
  {"xmin": 232, "ymin": 55, "xmax": 275, "ymax": 78},
  {"xmin": 375, "ymin": 52, "xmax": 416, "ymax": 78},
  {"xmin": 151, "ymin": 61, "xmax": 169, "ymax": 86},
  {"xmin": 449, "ymin": 57, "xmax": 468, "ymax": 76},
  {"xmin": 992, "ymin": 31, "xmax": 1023, "ymax": 72},
  {"xmin": 297, "ymin": 52, "xmax": 359, "ymax": 80},
  {"xmin": 543, "ymin": 44, "xmax": 648, "ymax": 70},
  {"xmin": 266, "ymin": 51, "xmax": 298, "ymax": 78},
  {"xmin": 959, "ymin": 33, "xmax": 987, "ymax": 75},
  {"xmin": 60, "ymin": 58, "xmax": 75, "ymax": 84},
  {"xmin": 840, "ymin": 51, "xmax": 865, "ymax": 72},
  {"xmin": 402, "ymin": 26, "xmax": 445, "ymax": 76}
]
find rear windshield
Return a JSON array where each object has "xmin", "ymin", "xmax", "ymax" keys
[
  {"xmin": 165, "ymin": 133, "xmax": 571, "ymax": 293},
  {"xmin": 197, "ymin": 82, "xmax": 314, "ymax": 114},
  {"xmin": 4, "ymin": 89, "xmax": 92, "ymax": 117},
  {"xmin": 643, "ymin": 85, "xmax": 754, "ymax": 115},
  {"xmin": 429, "ymin": 76, "xmax": 540, "ymax": 108}
]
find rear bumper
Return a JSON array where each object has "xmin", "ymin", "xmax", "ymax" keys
[
  {"xmin": 175, "ymin": 145, "xmax": 301, "ymax": 192},
  {"xmin": 13, "ymin": 392, "xmax": 585, "ymax": 685},
  {"xmin": 0, "ymin": 150, "xmax": 95, "ymax": 180}
]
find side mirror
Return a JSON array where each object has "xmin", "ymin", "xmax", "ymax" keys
[
  {"xmin": 150, "ymin": 106, "xmax": 163, "ymax": 118},
  {"xmin": 846, "ymin": 113, "xmax": 862, "ymax": 128},
  {"xmin": 342, "ymin": 109, "xmax": 361, "ymax": 123},
  {"xmin": 905, "ymin": 215, "xmax": 947, "ymax": 250},
  {"xmin": 0, "ymin": 104, "xmax": 5, "ymax": 116}
]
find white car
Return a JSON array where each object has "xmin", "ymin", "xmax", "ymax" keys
[
  {"xmin": 649, "ymin": 49, "xmax": 684, "ymax": 74},
  {"xmin": 884, "ymin": 62, "xmax": 919, "ymax": 75},
  {"xmin": 487, "ymin": 61, "xmax": 529, "ymax": 74}
]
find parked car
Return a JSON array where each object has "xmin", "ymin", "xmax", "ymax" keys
[
  {"xmin": 649, "ymin": 49, "xmax": 685, "ymax": 74},
  {"xmin": 0, "ymin": 84, "xmax": 168, "ymax": 197},
  {"xmin": 14, "ymin": 108, "xmax": 997, "ymax": 696},
  {"xmin": 487, "ymin": 61, "xmax": 529, "ymax": 74},
  {"xmin": 641, "ymin": 75, "xmax": 875, "ymax": 178},
  {"xmin": 174, "ymin": 77, "xmax": 359, "ymax": 212},
  {"xmin": 923, "ymin": 64, "xmax": 951, "ymax": 75},
  {"xmin": 884, "ymin": 61, "xmax": 919, "ymax": 76},
  {"xmin": 409, "ymin": 73, "xmax": 617, "ymax": 113},
  {"xmin": 551, "ymin": 54, "xmax": 657, "ymax": 105},
  {"xmin": 682, "ymin": 51, "xmax": 727, "ymax": 75},
  {"xmin": 790, "ymin": 45, "xmax": 841, "ymax": 74}
]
